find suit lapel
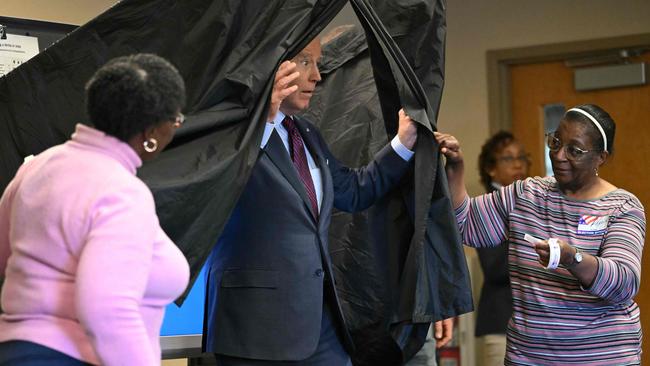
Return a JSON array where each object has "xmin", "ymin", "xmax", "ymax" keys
[{"xmin": 263, "ymin": 130, "xmax": 316, "ymax": 223}]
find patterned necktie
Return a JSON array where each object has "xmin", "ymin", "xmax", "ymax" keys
[{"xmin": 282, "ymin": 116, "xmax": 319, "ymax": 219}]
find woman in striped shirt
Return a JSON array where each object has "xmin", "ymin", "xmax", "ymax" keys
[{"xmin": 436, "ymin": 104, "xmax": 645, "ymax": 365}]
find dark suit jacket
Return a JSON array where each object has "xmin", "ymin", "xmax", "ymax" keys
[{"xmin": 203, "ymin": 116, "xmax": 410, "ymax": 361}]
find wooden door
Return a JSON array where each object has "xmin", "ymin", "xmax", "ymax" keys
[{"xmin": 510, "ymin": 51, "xmax": 650, "ymax": 364}]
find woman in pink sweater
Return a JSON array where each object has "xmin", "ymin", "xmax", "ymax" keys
[{"xmin": 0, "ymin": 54, "xmax": 190, "ymax": 365}]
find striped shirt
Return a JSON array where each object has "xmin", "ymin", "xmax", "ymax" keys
[{"xmin": 456, "ymin": 177, "xmax": 646, "ymax": 365}]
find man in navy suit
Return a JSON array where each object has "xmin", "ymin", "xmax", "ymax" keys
[{"xmin": 204, "ymin": 37, "xmax": 417, "ymax": 366}]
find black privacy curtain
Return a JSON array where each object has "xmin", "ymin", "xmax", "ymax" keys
[
  {"xmin": 302, "ymin": 2, "xmax": 472, "ymax": 363},
  {"xmin": 0, "ymin": 0, "xmax": 472, "ymax": 363}
]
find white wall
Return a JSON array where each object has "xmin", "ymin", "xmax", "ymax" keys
[{"xmin": 2, "ymin": 0, "xmax": 117, "ymax": 25}]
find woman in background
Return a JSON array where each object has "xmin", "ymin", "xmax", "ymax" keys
[
  {"xmin": 437, "ymin": 104, "xmax": 645, "ymax": 365},
  {"xmin": 475, "ymin": 131, "xmax": 529, "ymax": 366},
  {"xmin": 0, "ymin": 53, "xmax": 190, "ymax": 366}
]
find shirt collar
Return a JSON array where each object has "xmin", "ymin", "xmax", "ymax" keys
[
  {"xmin": 261, "ymin": 111, "xmax": 290, "ymax": 149},
  {"xmin": 273, "ymin": 111, "xmax": 287, "ymax": 125}
]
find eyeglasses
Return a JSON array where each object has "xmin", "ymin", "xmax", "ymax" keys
[
  {"xmin": 172, "ymin": 113, "xmax": 185, "ymax": 127},
  {"xmin": 545, "ymin": 134, "xmax": 597, "ymax": 161},
  {"xmin": 496, "ymin": 154, "xmax": 530, "ymax": 165}
]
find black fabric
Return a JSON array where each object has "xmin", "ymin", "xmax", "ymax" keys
[
  {"xmin": 0, "ymin": 0, "xmax": 472, "ymax": 362},
  {"xmin": 302, "ymin": 1, "xmax": 472, "ymax": 363},
  {"xmin": 0, "ymin": 0, "xmax": 347, "ymax": 298}
]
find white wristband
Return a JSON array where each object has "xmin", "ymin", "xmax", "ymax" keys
[{"xmin": 547, "ymin": 238, "xmax": 561, "ymax": 269}]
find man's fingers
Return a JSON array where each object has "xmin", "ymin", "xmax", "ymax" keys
[
  {"xmin": 268, "ymin": 62, "xmax": 298, "ymax": 122},
  {"xmin": 434, "ymin": 321, "xmax": 442, "ymax": 339},
  {"xmin": 277, "ymin": 71, "xmax": 300, "ymax": 89},
  {"xmin": 440, "ymin": 335, "xmax": 452, "ymax": 348},
  {"xmin": 436, "ymin": 327, "xmax": 453, "ymax": 348},
  {"xmin": 435, "ymin": 319, "xmax": 454, "ymax": 348},
  {"xmin": 437, "ymin": 333, "xmax": 452, "ymax": 348},
  {"xmin": 275, "ymin": 61, "xmax": 297, "ymax": 80},
  {"xmin": 398, "ymin": 109, "xmax": 414, "ymax": 124},
  {"xmin": 278, "ymin": 85, "xmax": 298, "ymax": 98}
]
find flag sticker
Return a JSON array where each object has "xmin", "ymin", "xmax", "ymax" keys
[{"xmin": 577, "ymin": 215, "xmax": 609, "ymax": 235}]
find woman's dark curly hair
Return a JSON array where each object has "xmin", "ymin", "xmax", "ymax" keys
[
  {"xmin": 478, "ymin": 131, "xmax": 515, "ymax": 192},
  {"xmin": 85, "ymin": 53, "xmax": 186, "ymax": 142}
]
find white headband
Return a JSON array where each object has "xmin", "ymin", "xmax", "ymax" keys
[{"xmin": 566, "ymin": 108, "xmax": 608, "ymax": 152}]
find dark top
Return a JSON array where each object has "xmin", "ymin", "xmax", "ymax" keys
[{"xmin": 474, "ymin": 187, "xmax": 512, "ymax": 337}]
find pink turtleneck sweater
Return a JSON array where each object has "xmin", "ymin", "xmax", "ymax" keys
[{"xmin": 0, "ymin": 124, "xmax": 190, "ymax": 365}]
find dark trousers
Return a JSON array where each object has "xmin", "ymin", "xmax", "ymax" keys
[
  {"xmin": 0, "ymin": 340, "xmax": 93, "ymax": 366},
  {"xmin": 215, "ymin": 304, "xmax": 351, "ymax": 366}
]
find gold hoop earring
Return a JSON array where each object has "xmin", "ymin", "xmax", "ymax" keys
[{"xmin": 143, "ymin": 138, "xmax": 158, "ymax": 153}]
